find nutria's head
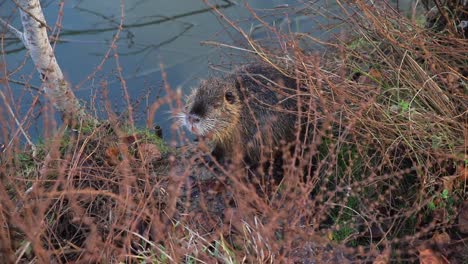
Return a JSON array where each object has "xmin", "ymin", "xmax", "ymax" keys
[{"xmin": 179, "ymin": 77, "xmax": 241, "ymax": 143}]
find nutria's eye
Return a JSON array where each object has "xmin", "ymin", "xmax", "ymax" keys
[{"xmin": 225, "ymin": 91, "xmax": 235, "ymax": 104}]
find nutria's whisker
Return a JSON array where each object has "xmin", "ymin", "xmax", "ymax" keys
[{"xmin": 170, "ymin": 112, "xmax": 186, "ymax": 122}]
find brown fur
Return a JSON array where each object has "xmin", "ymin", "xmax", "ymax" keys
[{"xmin": 181, "ymin": 64, "xmax": 299, "ymax": 163}]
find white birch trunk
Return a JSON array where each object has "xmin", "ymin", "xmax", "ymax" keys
[{"xmin": 17, "ymin": 0, "xmax": 97, "ymax": 124}]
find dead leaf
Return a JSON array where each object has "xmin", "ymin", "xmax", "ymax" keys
[
  {"xmin": 419, "ymin": 248, "xmax": 449, "ymax": 264},
  {"xmin": 358, "ymin": 69, "xmax": 383, "ymax": 85},
  {"xmin": 458, "ymin": 200, "xmax": 468, "ymax": 234},
  {"xmin": 138, "ymin": 143, "xmax": 162, "ymax": 162},
  {"xmin": 104, "ymin": 146, "xmax": 120, "ymax": 166},
  {"xmin": 441, "ymin": 175, "xmax": 458, "ymax": 192},
  {"xmin": 121, "ymin": 134, "xmax": 139, "ymax": 145},
  {"xmin": 458, "ymin": 165, "xmax": 467, "ymax": 182},
  {"xmin": 368, "ymin": 68, "xmax": 383, "ymax": 81},
  {"xmin": 433, "ymin": 208, "xmax": 447, "ymax": 223},
  {"xmin": 432, "ymin": 232, "xmax": 450, "ymax": 246},
  {"xmin": 373, "ymin": 248, "xmax": 390, "ymax": 264},
  {"xmin": 443, "ymin": 72, "xmax": 459, "ymax": 87}
]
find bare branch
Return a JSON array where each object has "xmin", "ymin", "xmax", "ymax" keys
[
  {"xmin": 0, "ymin": 17, "xmax": 25, "ymax": 43},
  {"xmin": 0, "ymin": 90, "xmax": 36, "ymax": 153}
]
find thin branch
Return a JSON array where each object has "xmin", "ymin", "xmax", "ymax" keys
[
  {"xmin": 7, "ymin": 79, "xmax": 42, "ymax": 91},
  {"xmin": 64, "ymin": 1, "xmax": 234, "ymax": 36},
  {"xmin": 200, "ymin": 40, "xmax": 256, "ymax": 54},
  {"xmin": 0, "ymin": 90, "xmax": 36, "ymax": 153},
  {"xmin": 0, "ymin": 17, "xmax": 25, "ymax": 43},
  {"xmin": 12, "ymin": 0, "xmax": 52, "ymax": 30}
]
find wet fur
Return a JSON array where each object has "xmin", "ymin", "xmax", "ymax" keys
[{"xmin": 182, "ymin": 64, "xmax": 298, "ymax": 163}]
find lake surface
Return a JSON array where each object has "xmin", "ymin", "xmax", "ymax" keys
[{"xmin": 0, "ymin": 0, "xmax": 414, "ymax": 141}]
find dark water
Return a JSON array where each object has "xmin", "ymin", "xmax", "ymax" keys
[{"xmin": 0, "ymin": 0, "xmax": 413, "ymax": 141}]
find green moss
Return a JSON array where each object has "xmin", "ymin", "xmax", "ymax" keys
[
  {"xmin": 123, "ymin": 127, "xmax": 170, "ymax": 154},
  {"xmin": 425, "ymin": 188, "xmax": 459, "ymax": 223},
  {"xmin": 347, "ymin": 37, "xmax": 375, "ymax": 51},
  {"xmin": 77, "ymin": 122, "xmax": 96, "ymax": 134},
  {"xmin": 331, "ymin": 223, "xmax": 355, "ymax": 245},
  {"xmin": 415, "ymin": 15, "xmax": 426, "ymax": 27}
]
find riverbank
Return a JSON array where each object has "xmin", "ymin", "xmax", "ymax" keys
[{"xmin": 1, "ymin": 1, "xmax": 466, "ymax": 263}]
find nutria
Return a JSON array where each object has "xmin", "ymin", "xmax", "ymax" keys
[{"xmin": 179, "ymin": 64, "xmax": 299, "ymax": 163}]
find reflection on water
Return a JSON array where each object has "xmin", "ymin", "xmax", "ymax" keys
[{"xmin": 1, "ymin": 0, "xmax": 412, "ymax": 139}]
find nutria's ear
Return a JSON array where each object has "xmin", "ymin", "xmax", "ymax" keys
[
  {"xmin": 225, "ymin": 90, "xmax": 236, "ymax": 104},
  {"xmin": 234, "ymin": 79, "xmax": 241, "ymax": 90}
]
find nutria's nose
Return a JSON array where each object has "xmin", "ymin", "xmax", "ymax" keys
[{"xmin": 188, "ymin": 114, "xmax": 200, "ymax": 124}]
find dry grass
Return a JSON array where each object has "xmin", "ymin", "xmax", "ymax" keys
[{"xmin": 1, "ymin": 0, "xmax": 467, "ymax": 263}]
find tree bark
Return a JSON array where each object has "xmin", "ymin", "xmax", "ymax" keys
[{"xmin": 17, "ymin": 0, "xmax": 97, "ymax": 124}]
